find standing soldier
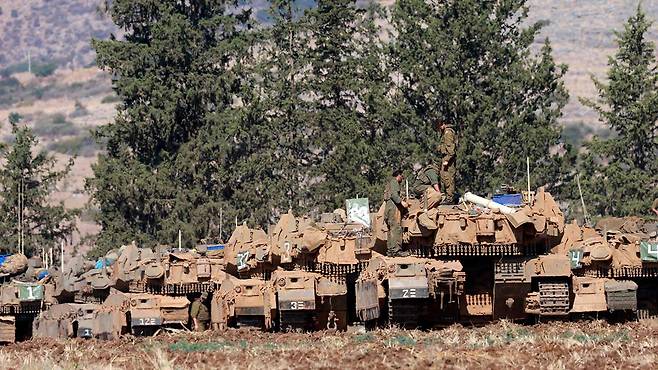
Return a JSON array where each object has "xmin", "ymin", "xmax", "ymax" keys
[
  {"xmin": 412, "ymin": 163, "xmax": 443, "ymax": 210},
  {"xmin": 384, "ymin": 169, "xmax": 409, "ymax": 257},
  {"xmin": 190, "ymin": 292, "xmax": 210, "ymax": 331},
  {"xmin": 436, "ymin": 119, "xmax": 457, "ymax": 204},
  {"xmin": 652, "ymin": 198, "xmax": 658, "ymax": 216}
]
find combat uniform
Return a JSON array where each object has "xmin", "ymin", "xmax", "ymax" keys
[
  {"xmin": 190, "ymin": 299, "xmax": 210, "ymax": 331},
  {"xmin": 652, "ymin": 198, "xmax": 658, "ymax": 214},
  {"xmin": 412, "ymin": 165, "xmax": 442, "ymax": 210},
  {"xmin": 384, "ymin": 177, "xmax": 405, "ymax": 257},
  {"xmin": 438, "ymin": 126, "xmax": 457, "ymax": 203}
]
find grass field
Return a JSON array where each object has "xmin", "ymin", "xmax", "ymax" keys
[{"xmin": 2, "ymin": 320, "xmax": 656, "ymax": 369}]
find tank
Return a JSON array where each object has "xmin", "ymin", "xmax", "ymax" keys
[
  {"xmin": 212, "ymin": 210, "xmax": 372, "ymax": 331},
  {"xmin": 4, "ymin": 188, "xmax": 656, "ymax": 342},
  {"xmin": 359, "ymin": 187, "xmax": 567, "ymax": 326},
  {"xmin": 550, "ymin": 217, "xmax": 658, "ymax": 319}
]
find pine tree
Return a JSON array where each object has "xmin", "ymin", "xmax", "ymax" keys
[
  {"xmin": 301, "ymin": 1, "xmax": 418, "ymax": 211},
  {"xmin": 579, "ymin": 6, "xmax": 658, "ymax": 216},
  {"xmin": 392, "ymin": 0, "xmax": 570, "ymax": 195},
  {"xmin": 249, "ymin": 0, "xmax": 313, "ymax": 218},
  {"xmin": 89, "ymin": 1, "xmax": 256, "ymax": 256},
  {"xmin": 0, "ymin": 123, "xmax": 77, "ymax": 256}
]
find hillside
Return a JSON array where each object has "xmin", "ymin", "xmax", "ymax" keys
[
  {"xmin": 1, "ymin": 0, "xmax": 657, "ymax": 131},
  {"xmin": 0, "ymin": 0, "xmax": 117, "ymax": 69}
]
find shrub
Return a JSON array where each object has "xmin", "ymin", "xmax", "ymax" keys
[
  {"xmin": 100, "ymin": 94, "xmax": 121, "ymax": 104},
  {"xmin": 33, "ymin": 62, "xmax": 57, "ymax": 77},
  {"xmin": 69, "ymin": 100, "xmax": 89, "ymax": 118},
  {"xmin": 33, "ymin": 114, "xmax": 79, "ymax": 138},
  {"xmin": 46, "ymin": 133, "xmax": 98, "ymax": 157}
]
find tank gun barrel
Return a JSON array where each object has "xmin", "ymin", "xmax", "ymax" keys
[{"xmin": 463, "ymin": 192, "xmax": 516, "ymax": 215}]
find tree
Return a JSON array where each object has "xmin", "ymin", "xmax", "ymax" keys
[
  {"xmin": 0, "ymin": 124, "xmax": 77, "ymax": 256},
  {"xmin": 245, "ymin": 0, "xmax": 313, "ymax": 220},
  {"xmin": 579, "ymin": 6, "xmax": 658, "ymax": 216},
  {"xmin": 299, "ymin": 1, "xmax": 418, "ymax": 211},
  {"xmin": 8, "ymin": 112, "xmax": 22, "ymax": 125},
  {"xmin": 89, "ymin": 0, "xmax": 256, "ymax": 256},
  {"xmin": 392, "ymin": 0, "xmax": 570, "ymax": 195}
]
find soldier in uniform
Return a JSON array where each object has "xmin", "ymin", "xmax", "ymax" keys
[
  {"xmin": 384, "ymin": 169, "xmax": 409, "ymax": 257},
  {"xmin": 412, "ymin": 164, "xmax": 442, "ymax": 210},
  {"xmin": 652, "ymin": 198, "xmax": 658, "ymax": 216},
  {"xmin": 436, "ymin": 119, "xmax": 457, "ymax": 204},
  {"xmin": 190, "ymin": 292, "xmax": 210, "ymax": 331}
]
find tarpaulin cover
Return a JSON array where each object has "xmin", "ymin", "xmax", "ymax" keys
[
  {"xmin": 95, "ymin": 258, "xmax": 115, "ymax": 269},
  {"xmin": 207, "ymin": 245, "xmax": 224, "ymax": 251},
  {"xmin": 0, "ymin": 255, "xmax": 8, "ymax": 266},
  {"xmin": 492, "ymin": 194, "xmax": 523, "ymax": 206}
]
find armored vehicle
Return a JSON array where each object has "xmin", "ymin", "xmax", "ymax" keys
[
  {"xmin": 357, "ymin": 187, "xmax": 567, "ymax": 326},
  {"xmin": 549, "ymin": 217, "xmax": 658, "ymax": 319},
  {"xmin": 213, "ymin": 208, "xmax": 373, "ymax": 331}
]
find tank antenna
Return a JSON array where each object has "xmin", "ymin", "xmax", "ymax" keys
[
  {"xmin": 405, "ymin": 179, "xmax": 409, "ymax": 200},
  {"xmin": 178, "ymin": 229, "xmax": 182, "ymax": 251},
  {"xmin": 61, "ymin": 240, "xmax": 64, "ymax": 272},
  {"xmin": 526, "ymin": 157, "xmax": 532, "ymax": 204},
  {"xmin": 576, "ymin": 173, "xmax": 591, "ymax": 227}
]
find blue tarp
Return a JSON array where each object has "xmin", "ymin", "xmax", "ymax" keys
[
  {"xmin": 95, "ymin": 257, "xmax": 115, "ymax": 269},
  {"xmin": 37, "ymin": 270, "xmax": 49, "ymax": 280},
  {"xmin": 492, "ymin": 193, "xmax": 523, "ymax": 206},
  {"xmin": 207, "ymin": 245, "xmax": 225, "ymax": 251},
  {"xmin": 0, "ymin": 254, "xmax": 8, "ymax": 266}
]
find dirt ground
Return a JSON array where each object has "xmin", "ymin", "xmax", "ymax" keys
[{"xmin": 1, "ymin": 320, "xmax": 656, "ymax": 369}]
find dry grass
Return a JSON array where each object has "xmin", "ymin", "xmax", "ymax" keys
[{"xmin": 1, "ymin": 320, "xmax": 657, "ymax": 369}]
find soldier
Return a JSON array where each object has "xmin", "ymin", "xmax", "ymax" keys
[
  {"xmin": 436, "ymin": 119, "xmax": 457, "ymax": 204},
  {"xmin": 412, "ymin": 164, "xmax": 443, "ymax": 210},
  {"xmin": 384, "ymin": 169, "xmax": 409, "ymax": 257},
  {"xmin": 190, "ymin": 292, "xmax": 210, "ymax": 331},
  {"xmin": 652, "ymin": 198, "xmax": 658, "ymax": 216}
]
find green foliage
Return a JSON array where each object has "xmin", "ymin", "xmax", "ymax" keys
[
  {"xmin": 300, "ymin": 1, "xmax": 419, "ymax": 210},
  {"xmin": 578, "ymin": 6, "xmax": 658, "ymax": 216},
  {"xmin": 100, "ymin": 94, "xmax": 121, "ymax": 104},
  {"xmin": 392, "ymin": 0, "xmax": 571, "ymax": 195},
  {"xmin": 33, "ymin": 114, "xmax": 79, "ymax": 138},
  {"xmin": 8, "ymin": 112, "xmax": 22, "ymax": 125},
  {"xmin": 251, "ymin": 0, "xmax": 412, "ymax": 216},
  {"xmin": 47, "ymin": 132, "xmax": 99, "ymax": 157},
  {"xmin": 32, "ymin": 62, "xmax": 57, "ymax": 77},
  {"xmin": 1, "ymin": 60, "xmax": 59, "ymax": 78},
  {"xmin": 89, "ymin": 0, "xmax": 580, "ymax": 254},
  {"xmin": 0, "ymin": 124, "xmax": 77, "ymax": 255},
  {"xmin": 89, "ymin": 0, "xmax": 256, "ymax": 254}
]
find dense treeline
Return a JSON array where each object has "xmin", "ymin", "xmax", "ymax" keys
[{"xmin": 85, "ymin": 0, "xmax": 657, "ymax": 256}]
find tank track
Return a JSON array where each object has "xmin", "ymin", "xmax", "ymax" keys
[
  {"xmin": 387, "ymin": 299, "xmax": 424, "ymax": 328},
  {"xmin": 586, "ymin": 267, "xmax": 658, "ymax": 279},
  {"xmin": 411, "ymin": 243, "xmax": 533, "ymax": 257},
  {"xmin": 0, "ymin": 302, "xmax": 44, "ymax": 315},
  {"xmin": 538, "ymin": 281, "xmax": 570, "ymax": 315},
  {"xmin": 279, "ymin": 311, "xmax": 316, "ymax": 331},
  {"xmin": 129, "ymin": 281, "xmax": 221, "ymax": 295},
  {"xmin": 298, "ymin": 262, "xmax": 367, "ymax": 277}
]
